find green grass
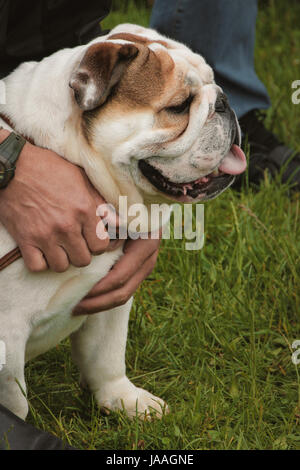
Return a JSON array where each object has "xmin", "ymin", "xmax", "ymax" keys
[{"xmin": 25, "ymin": 0, "xmax": 300, "ymax": 450}]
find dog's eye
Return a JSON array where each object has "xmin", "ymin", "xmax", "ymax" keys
[{"xmin": 166, "ymin": 95, "xmax": 193, "ymax": 115}]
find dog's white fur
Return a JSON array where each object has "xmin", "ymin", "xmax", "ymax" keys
[{"xmin": 0, "ymin": 24, "xmax": 235, "ymax": 420}]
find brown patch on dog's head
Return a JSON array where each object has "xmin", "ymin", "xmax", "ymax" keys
[
  {"xmin": 107, "ymin": 33, "xmax": 175, "ymax": 77},
  {"xmin": 70, "ymin": 34, "xmax": 199, "ymax": 144}
]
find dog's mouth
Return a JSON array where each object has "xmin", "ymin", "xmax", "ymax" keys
[{"xmin": 138, "ymin": 143, "xmax": 247, "ymax": 202}]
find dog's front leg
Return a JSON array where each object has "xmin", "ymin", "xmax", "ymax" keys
[{"xmin": 71, "ymin": 299, "xmax": 168, "ymax": 419}]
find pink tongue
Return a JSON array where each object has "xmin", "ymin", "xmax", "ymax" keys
[{"xmin": 218, "ymin": 144, "xmax": 247, "ymax": 175}]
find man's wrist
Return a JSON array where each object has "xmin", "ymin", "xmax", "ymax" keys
[{"xmin": 0, "ymin": 129, "xmax": 27, "ymax": 189}]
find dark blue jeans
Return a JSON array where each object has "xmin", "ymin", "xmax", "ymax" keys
[{"xmin": 150, "ymin": 0, "xmax": 271, "ymax": 119}]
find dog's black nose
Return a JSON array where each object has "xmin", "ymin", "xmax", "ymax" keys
[{"xmin": 215, "ymin": 92, "xmax": 229, "ymax": 113}]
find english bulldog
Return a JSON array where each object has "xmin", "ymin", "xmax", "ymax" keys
[{"xmin": 0, "ymin": 24, "xmax": 246, "ymax": 421}]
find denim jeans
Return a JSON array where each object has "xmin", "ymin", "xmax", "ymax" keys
[{"xmin": 150, "ymin": 0, "xmax": 271, "ymax": 118}]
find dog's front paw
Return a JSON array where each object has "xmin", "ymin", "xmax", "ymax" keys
[{"xmin": 94, "ymin": 376, "xmax": 169, "ymax": 420}]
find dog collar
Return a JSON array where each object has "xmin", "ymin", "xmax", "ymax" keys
[{"xmin": 0, "ymin": 247, "xmax": 22, "ymax": 271}]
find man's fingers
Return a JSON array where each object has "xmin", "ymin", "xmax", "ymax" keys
[
  {"xmin": 84, "ymin": 186, "xmax": 120, "ymax": 254},
  {"xmin": 73, "ymin": 251, "xmax": 158, "ymax": 315},
  {"xmin": 86, "ymin": 239, "xmax": 159, "ymax": 298},
  {"xmin": 60, "ymin": 233, "xmax": 92, "ymax": 267},
  {"xmin": 22, "ymin": 220, "xmax": 108, "ymax": 273},
  {"xmin": 123, "ymin": 236, "xmax": 161, "ymax": 256},
  {"xmin": 21, "ymin": 245, "xmax": 48, "ymax": 272},
  {"xmin": 42, "ymin": 246, "xmax": 70, "ymax": 273},
  {"xmin": 83, "ymin": 217, "xmax": 110, "ymax": 255}
]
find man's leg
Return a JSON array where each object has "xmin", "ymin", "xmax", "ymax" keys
[
  {"xmin": 0, "ymin": 329, "xmax": 75, "ymax": 450},
  {"xmin": 150, "ymin": 0, "xmax": 270, "ymax": 119},
  {"xmin": 0, "ymin": 405, "xmax": 75, "ymax": 450}
]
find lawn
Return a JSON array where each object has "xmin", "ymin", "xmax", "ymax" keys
[{"xmin": 25, "ymin": 0, "xmax": 300, "ymax": 450}]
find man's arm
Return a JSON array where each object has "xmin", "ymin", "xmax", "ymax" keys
[
  {"xmin": 0, "ymin": 129, "xmax": 160, "ymax": 315},
  {"xmin": 74, "ymin": 237, "xmax": 161, "ymax": 314},
  {"xmin": 0, "ymin": 1, "xmax": 113, "ymax": 270},
  {"xmin": 0, "ymin": 128, "xmax": 111, "ymax": 271}
]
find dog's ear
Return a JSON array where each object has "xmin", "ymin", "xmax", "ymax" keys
[{"xmin": 69, "ymin": 42, "xmax": 139, "ymax": 111}]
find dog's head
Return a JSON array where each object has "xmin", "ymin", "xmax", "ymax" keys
[{"xmin": 69, "ymin": 24, "xmax": 246, "ymax": 205}]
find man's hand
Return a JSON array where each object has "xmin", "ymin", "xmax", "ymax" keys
[
  {"xmin": 73, "ymin": 237, "xmax": 161, "ymax": 315},
  {"xmin": 0, "ymin": 131, "xmax": 161, "ymax": 311},
  {"xmin": 0, "ymin": 138, "xmax": 111, "ymax": 272}
]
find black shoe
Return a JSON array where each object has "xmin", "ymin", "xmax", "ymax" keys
[
  {"xmin": 0, "ymin": 404, "xmax": 76, "ymax": 450},
  {"xmin": 233, "ymin": 109, "xmax": 300, "ymax": 190}
]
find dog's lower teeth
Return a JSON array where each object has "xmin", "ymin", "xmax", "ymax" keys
[{"xmin": 139, "ymin": 159, "xmax": 233, "ymax": 200}]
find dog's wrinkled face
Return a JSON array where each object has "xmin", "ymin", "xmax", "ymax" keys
[{"xmin": 69, "ymin": 24, "xmax": 246, "ymax": 204}]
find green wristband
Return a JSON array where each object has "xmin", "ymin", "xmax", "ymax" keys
[{"xmin": 0, "ymin": 131, "xmax": 26, "ymax": 188}]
